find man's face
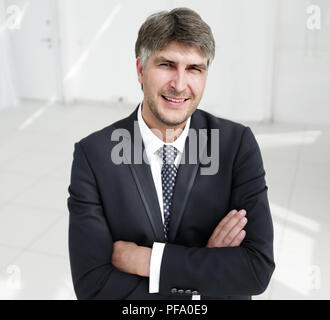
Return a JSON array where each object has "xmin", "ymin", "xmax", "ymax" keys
[{"xmin": 137, "ymin": 41, "xmax": 208, "ymax": 128}]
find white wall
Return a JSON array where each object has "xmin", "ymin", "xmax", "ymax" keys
[
  {"xmin": 0, "ymin": 0, "xmax": 19, "ymax": 110},
  {"xmin": 5, "ymin": 1, "xmax": 330, "ymax": 124},
  {"xmin": 272, "ymin": 0, "xmax": 330, "ymax": 125},
  {"xmin": 57, "ymin": 0, "xmax": 278, "ymax": 122},
  {"xmin": 58, "ymin": 0, "xmax": 172, "ymax": 105},
  {"xmin": 168, "ymin": 0, "xmax": 277, "ymax": 122}
]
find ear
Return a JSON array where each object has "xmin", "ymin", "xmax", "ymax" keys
[{"xmin": 136, "ymin": 57, "xmax": 143, "ymax": 84}]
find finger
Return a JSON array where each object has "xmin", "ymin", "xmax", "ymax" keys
[
  {"xmin": 217, "ymin": 209, "xmax": 240, "ymax": 231},
  {"xmin": 208, "ymin": 209, "xmax": 238, "ymax": 241},
  {"xmin": 208, "ymin": 209, "xmax": 247, "ymax": 246},
  {"xmin": 223, "ymin": 216, "xmax": 248, "ymax": 246},
  {"xmin": 225, "ymin": 216, "xmax": 248, "ymax": 244},
  {"xmin": 229, "ymin": 230, "xmax": 246, "ymax": 247},
  {"xmin": 215, "ymin": 210, "xmax": 247, "ymax": 244}
]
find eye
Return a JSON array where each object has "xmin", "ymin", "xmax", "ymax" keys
[
  {"xmin": 160, "ymin": 63, "xmax": 172, "ymax": 67},
  {"xmin": 190, "ymin": 66, "xmax": 201, "ymax": 73}
]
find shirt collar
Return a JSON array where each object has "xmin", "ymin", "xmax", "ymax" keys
[{"xmin": 137, "ymin": 103, "xmax": 191, "ymax": 157}]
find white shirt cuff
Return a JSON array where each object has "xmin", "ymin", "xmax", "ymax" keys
[{"xmin": 149, "ymin": 242, "xmax": 165, "ymax": 293}]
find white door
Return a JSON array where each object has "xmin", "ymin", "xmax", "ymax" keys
[{"xmin": 6, "ymin": 0, "xmax": 63, "ymax": 101}]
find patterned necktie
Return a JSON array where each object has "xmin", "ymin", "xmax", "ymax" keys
[{"xmin": 157, "ymin": 144, "xmax": 178, "ymax": 241}]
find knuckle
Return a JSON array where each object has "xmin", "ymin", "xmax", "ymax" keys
[
  {"xmin": 224, "ymin": 236, "xmax": 232, "ymax": 245},
  {"xmin": 214, "ymin": 224, "xmax": 223, "ymax": 234},
  {"xmin": 218, "ymin": 218, "xmax": 227, "ymax": 227},
  {"xmin": 233, "ymin": 216, "xmax": 242, "ymax": 225},
  {"xmin": 222, "ymin": 224, "xmax": 231, "ymax": 233}
]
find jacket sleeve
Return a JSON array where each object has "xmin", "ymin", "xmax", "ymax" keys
[
  {"xmin": 67, "ymin": 142, "xmax": 141, "ymax": 299},
  {"xmin": 158, "ymin": 127, "xmax": 275, "ymax": 297}
]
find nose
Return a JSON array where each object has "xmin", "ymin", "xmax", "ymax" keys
[{"xmin": 169, "ymin": 68, "xmax": 187, "ymax": 93}]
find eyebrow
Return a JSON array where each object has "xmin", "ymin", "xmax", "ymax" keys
[{"xmin": 154, "ymin": 56, "xmax": 207, "ymax": 70}]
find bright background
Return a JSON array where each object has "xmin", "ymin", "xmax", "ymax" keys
[{"xmin": 0, "ymin": 0, "xmax": 329, "ymax": 299}]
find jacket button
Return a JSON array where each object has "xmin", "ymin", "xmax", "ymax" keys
[
  {"xmin": 192, "ymin": 290, "xmax": 199, "ymax": 295},
  {"xmin": 185, "ymin": 289, "xmax": 192, "ymax": 294},
  {"xmin": 178, "ymin": 289, "xmax": 184, "ymax": 294},
  {"xmin": 170, "ymin": 288, "xmax": 177, "ymax": 294}
]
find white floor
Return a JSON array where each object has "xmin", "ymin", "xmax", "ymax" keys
[{"xmin": 0, "ymin": 100, "xmax": 329, "ymax": 300}]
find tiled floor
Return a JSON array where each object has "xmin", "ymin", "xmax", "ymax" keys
[{"xmin": 0, "ymin": 99, "xmax": 329, "ymax": 299}]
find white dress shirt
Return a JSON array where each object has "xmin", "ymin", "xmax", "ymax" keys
[{"xmin": 137, "ymin": 103, "xmax": 201, "ymax": 299}]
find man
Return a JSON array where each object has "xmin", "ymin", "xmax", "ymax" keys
[{"xmin": 68, "ymin": 8, "xmax": 275, "ymax": 300}]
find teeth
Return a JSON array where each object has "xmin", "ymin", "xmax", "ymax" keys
[{"xmin": 164, "ymin": 96, "xmax": 185, "ymax": 103}]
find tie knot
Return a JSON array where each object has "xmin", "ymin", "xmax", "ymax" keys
[{"xmin": 157, "ymin": 145, "xmax": 178, "ymax": 165}]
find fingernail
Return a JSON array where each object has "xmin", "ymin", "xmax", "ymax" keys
[
  {"xmin": 239, "ymin": 210, "xmax": 246, "ymax": 216},
  {"xmin": 231, "ymin": 210, "xmax": 238, "ymax": 215},
  {"xmin": 241, "ymin": 217, "xmax": 247, "ymax": 224}
]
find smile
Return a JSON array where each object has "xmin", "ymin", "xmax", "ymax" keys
[{"xmin": 162, "ymin": 95, "xmax": 189, "ymax": 104}]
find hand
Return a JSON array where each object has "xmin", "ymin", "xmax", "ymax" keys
[
  {"xmin": 206, "ymin": 209, "xmax": 247, "ymax": 248},
  {"xmin": 111, "ymin": 240, "xmax": 151, "ymax": 277}
]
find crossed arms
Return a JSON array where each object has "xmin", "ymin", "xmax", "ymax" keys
[
  {"xmin": 112, "ymin": 208, "xmax": 248, "ymax": 277},
  {"xmin": 68, "ymin": 127, "xmax": 275, "ymax": 299}
]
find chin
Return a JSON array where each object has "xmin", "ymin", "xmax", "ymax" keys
[{"xmin": 160, "ymin": 115, "xmax": 187, "ymax": 127}]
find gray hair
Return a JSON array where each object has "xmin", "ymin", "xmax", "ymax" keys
[{"xmin": 135, "ymin": 8, "xmax": 215, "ymax": 69}]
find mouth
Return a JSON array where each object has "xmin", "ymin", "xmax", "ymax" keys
[{"xmin": 161, "ymin": 95, "xmax": 190, "ymax": 107}]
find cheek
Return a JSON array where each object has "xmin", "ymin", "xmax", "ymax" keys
[
  {"xmin": 146, "ymin": 73, "xmax": 168, "ymax": 94},
  {"xmin": 149, "ymin": 69, "xmax": 168, "ymax": 82},
  {"xmin": 190, "ymin": 78, "xmax": 206, "ymax": 98}
]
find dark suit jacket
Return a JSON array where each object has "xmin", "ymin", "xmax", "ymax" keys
[{"xmin": 67, "ymin": 106, "xmax": 275, "ymax": 300}]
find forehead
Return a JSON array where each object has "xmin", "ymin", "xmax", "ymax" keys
[{"xmin": 150, "ymin": 41, "xmax": 207, "ymax": 65}]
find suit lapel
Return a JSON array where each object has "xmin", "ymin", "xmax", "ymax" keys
[
  {"xmin": 115, "ymin": 107, "xmax": 208, "ymax": 243},
  {"xmin": 168, "ymin": 112, "xmax": 208, "ymax": 242},
  {"xmin": 129, "ymin": 158, "xmax": 166, "ymax": 243},
  {"xmin": 117, "ymin": 107, "xmax": 166, "ymax": 242}
]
